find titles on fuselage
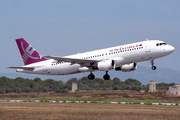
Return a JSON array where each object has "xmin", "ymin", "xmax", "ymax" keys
[{"xmin": 109, "ymin": 43, "xmax": 143, "ymax": 52}]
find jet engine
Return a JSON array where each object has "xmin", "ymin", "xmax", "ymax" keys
[
  {"xmin": 115, "ymin": 63, "xmax": 137, "ymax": 72},
  {"xmin": 92, "ymin": 59, "xmax": 115, "ymax": 71}
]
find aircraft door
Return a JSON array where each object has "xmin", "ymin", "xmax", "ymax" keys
[
  {"xmin": 144, "ymin": 41, "xmax": 151, "ymax": 60},
  {"xmin": 42, "ymin": 61, "xmax": 48, "ymax": 74},
  {"xmin": 145, "ymin": 41, "xmax": 151, "ymax": 53}
]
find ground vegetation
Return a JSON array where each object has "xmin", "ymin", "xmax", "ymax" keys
[{"xmin": 0, "ymin": 76, "xmax": 176, "ymax": 94}]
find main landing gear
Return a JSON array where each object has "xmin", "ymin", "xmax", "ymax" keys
[
  {"xmin": 150, "ymin": 59, "xmax": 156, "ymax": 70},
  {"xmin": 88, "ymin": 73, "xmax": 95, "ymax": 80},
  {"xmin": 88, "ymin": 71, "xmax": 110, "ymax": 80},
  {"xmin": 103, "ymin": 71, "xmax": 110, "ymax": 80}
]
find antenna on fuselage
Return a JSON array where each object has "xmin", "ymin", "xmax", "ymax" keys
[{"xmin": 146, "ymin": 39, "xmax": 149, "ymax": 41}]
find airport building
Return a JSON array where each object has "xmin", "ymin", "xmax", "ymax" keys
[
  {"xmin": 72, "ymin": 82, "xmax": 78, "ymax": 92},
  {"xmin": 149, "ymin": 80, "xmax": 156, "ymax": 92},
  {"xmin": 166, "ymin": 84, "xmax": 180, "ymax": 96}
]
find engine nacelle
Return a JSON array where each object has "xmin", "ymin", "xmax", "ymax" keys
[
  {"xmin": 92, "ymin": 59, "xmax": 114, "ymax": 71},
  {"xmin": 115, "ymin": 63, "xmax": 137, "ymax": 72}
]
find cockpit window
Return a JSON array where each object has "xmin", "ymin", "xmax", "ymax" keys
[
  {"xmin": 156, "ymin": 43, "xmax": 167, "ymax": 46},
  {"xmin": 163, "ymin": 43, "xmax": 167, "ymax": 45}
]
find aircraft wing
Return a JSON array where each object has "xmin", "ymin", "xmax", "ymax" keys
[
  {"xmin": 44, "ymin": 55, "xmax": 100, "ymax": 66},
  {"xmin": 8, "ymin": 66, "xmax": 35, "ymax": 71}
]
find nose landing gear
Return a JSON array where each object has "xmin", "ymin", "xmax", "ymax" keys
[
  {"xmin": 151, "ymin": 66, "xmax": 156, "ymax": 70},
  {"xmin": 150, "ymin": 59, "xmax": 156, "ymax": 70}
]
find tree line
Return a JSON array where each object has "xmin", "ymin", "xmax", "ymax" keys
[{"xmin": 0, "ymin": 76, "xmax": 176, "ymax": 94}]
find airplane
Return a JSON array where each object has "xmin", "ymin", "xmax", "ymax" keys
[{"xmin": 8, "ymin": 38, "xmax": 175, "ymax": 80}]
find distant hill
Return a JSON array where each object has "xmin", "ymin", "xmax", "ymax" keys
[
  {"xmin": 1, "ymin": 66, "xmax": 180, "ymax": 84},
  {"xmin": 110, "ymin": 66, "xmax": 180, "ymax": 84}
]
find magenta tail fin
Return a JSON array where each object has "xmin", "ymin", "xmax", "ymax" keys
[{"xmin": 16, "ymin": 38, "xmax": 47, "ymax": 65}]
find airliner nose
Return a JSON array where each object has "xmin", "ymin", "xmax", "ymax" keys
[
  {"xmin": 165, "ymin": 45, "xmax": 175, "ymax": 55},
  {"xmin": 169, "ymin": 45, "xmax": 175, "ymax": 52}
]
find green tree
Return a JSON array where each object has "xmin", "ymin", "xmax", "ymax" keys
[
  {"xmin": 102, "ymin": 80, "xmax": 113, "ymax": 90},
  {"xmin": 33, "ymin": 78, "xmax": 42, "ymax": 82},
  {"xmin": 112, "ymin": 77, "xmax": 121, "ymax": 85},
  {"xmin": 122, "ymin": 78, "xmax": 142, "ymax": 91}
]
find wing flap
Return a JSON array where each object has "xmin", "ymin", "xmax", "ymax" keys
[{"xmin": 43, "ymin": 55, "xmax": 99, "ymax": 65}]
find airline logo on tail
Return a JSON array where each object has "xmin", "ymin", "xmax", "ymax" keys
[
  {"xmin": 21, "ymin": 42, "xmax": 39, "ymax": 63},
  {"xmin": 16, "ymin": 38, "xmax": 47, "ymax": 65}
]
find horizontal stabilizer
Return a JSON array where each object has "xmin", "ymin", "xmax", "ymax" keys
[{"xmin": 8, "ymin": 66, "xmax": 35, "ymax": 71}]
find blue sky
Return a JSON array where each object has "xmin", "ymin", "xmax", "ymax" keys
[{"xmin": 1, "ymin": 0, "xmax": 180, "ymax": 75}]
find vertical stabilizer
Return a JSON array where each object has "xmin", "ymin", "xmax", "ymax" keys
[{"xmin": 16, "ymin": 38, "xmax": 47, "ymax": 65}]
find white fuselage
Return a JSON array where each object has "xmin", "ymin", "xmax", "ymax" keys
[{"xmin": 17, "ymin": 40, "xmax": 174, "ymax": 75}]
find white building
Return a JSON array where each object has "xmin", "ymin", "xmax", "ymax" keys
[
  {"xmin": 166, "ymin": 84, "xmax": 180, "ymax": 96},
  {"xmin": 72, "ymin": 82, "xmax": 78, "ymax": 92},
  {"xmin": 149, "ymin": 80, "xmax": 156, "ymax": 92}
]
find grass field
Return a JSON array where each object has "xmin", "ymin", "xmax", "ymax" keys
[
  {"xmin": 0, "ymin": 91, "xmax": 180, "ymax": 103},
  {"xmin": 0, "ymin": 102, "xmax": 180, "ymax": 120},
  {"xmin": 0, "ymin": 91, "xmax": 180, "ymax": 120}
]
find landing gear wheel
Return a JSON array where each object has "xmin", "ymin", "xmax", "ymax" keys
[
  {"xmin": 103, "ymin": 72, "xmax": 110, "ymax": 80},
  {"xmin": 88, "ymin": 73, "xmax": 95, "ymax": 80},
  {"xmin": 103, "ymin": 74, "xmax": 110, "ymax": 80},
  {"xmin": 150, "ymin": 59, "xmax": 156, "ymax": 70},
  {"xmin": 151, "ymin": 66, "xmax": 156, "ymax": 70}
]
